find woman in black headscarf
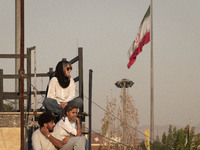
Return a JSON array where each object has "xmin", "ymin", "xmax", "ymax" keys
[{"xmin": 43, "ymin": 60, "xmax": 83, "ymax": 115}]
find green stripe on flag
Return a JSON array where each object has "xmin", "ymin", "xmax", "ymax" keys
[{"xmin": 141, "ymin": 6, "xmax": 150, "ymax": 26}]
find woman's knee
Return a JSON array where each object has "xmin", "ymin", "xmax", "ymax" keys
[
  {"xmin": 76, "ymin": 99, "xmax": 83, "ymax": 108},
  {"xmin": 75, "ymin": 97, "xmax": 82, "ymax": 102},
  {"xmin": 69, "ymin": 97, "xmax": 83, "ymax": 108},
  {"xmin": 43, "ymin": 98, "xmax": 56, "ymax": 107}
]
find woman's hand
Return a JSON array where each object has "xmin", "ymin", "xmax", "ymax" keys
[
  {"xmin": 75, "ymin": 117, "xmax": 82, "ymax": 136},
  {"xmin": 60, "ymin": 102, "xmax": 68, "ymax": 109},
  {"xmin": 75, "ymin": 117, "xmax": 80, "ymax": 124}
]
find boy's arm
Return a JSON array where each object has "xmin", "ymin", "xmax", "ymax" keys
[
  {"xmin": 40, "ymin": 127, "xmax": 63, "ymax": 148},
  {"xmin": 47, "ymin": 134, "xmax": 63, "ymax": 148},
  {"xmin": 62, "ymin": 135, "xmax": 75, "ymax": 144}
]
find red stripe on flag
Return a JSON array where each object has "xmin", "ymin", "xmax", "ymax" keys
[{"xmin": 127, "ymin": 31, "xmax": 150, "ymax": 68}]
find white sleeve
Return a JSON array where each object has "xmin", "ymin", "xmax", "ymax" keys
[
  {"xmin": 65, "ymin": 78, "xmax": 75, "ymax": 102},
  {"xmin": 47, "ymin": 77, "xmax": 57, "ymax": 100},
  {"xmin": 32, "ymin": 131, "xmax": 42, "ymax": 150}
]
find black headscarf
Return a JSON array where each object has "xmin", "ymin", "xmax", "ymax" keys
[{"xmin": 55, "ymin": 60, "xmax": 71, "ymax": 88}]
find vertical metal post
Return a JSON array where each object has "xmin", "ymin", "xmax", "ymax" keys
[
  {"xmin": 15, "ymin": 0, "xmax": 21, "ymax": 111},
  {"xmin": 0, "ymin": 69, "xmax": 3, "ymax": 112},
  {"xmin": 49, "ymin": 68, "xmax": 54, "ymax": 79},
  {"xmin": 150, "ymin": 0, "xmax": 154, "ymax": 142},
  {"xmin": 34, "ymin": 46, "xmax": 37, "ymax": 115},
  {"xmin": 115, "ymin": 79, "xmax": 134, "ymax": 149},
  {"xmin": 122, "ymin": 85, "xmax": 126, "ymax": 150},
  {"xmin": 27, "ymin": 48, "xmax": 31, "ymax": 112},
  {"xmin": 88, "ymin": 69, "xmax": 93, "ymax": 150},
  {"xmin": 78, "ymin": 48, "xmax": 84, "ymax": 116},
  {"xmin": 20, "ymin": 0, "xmax": 25, "ymax": 149}
]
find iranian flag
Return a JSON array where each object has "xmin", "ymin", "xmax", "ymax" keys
[{"xmin": 127, "ymin": 6, "xmax": 150, "ymax": 68}]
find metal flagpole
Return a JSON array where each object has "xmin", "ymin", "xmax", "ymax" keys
[{"xmin": 150, "ymin": 0, "xmax": 154, "ymax": 142}]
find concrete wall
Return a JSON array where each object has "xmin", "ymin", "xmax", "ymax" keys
[
  {"xmin": 0, "ymin": 127, "xmax": 20, "ymax": 150},
  {"xmin": 0, "ymin": 112, "xmax": 40, "ymax": 150}
]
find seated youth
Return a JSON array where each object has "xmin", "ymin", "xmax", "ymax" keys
[
  {"xmin": 43, "ymin": 60, "xmax": 83, "ymax": 115},
  {"xmin": 53, "ymin": 104, "xmax": 88, "ymax": 150},
  {"xmin": 31, "ymin": 112, "xmax": 69, "ymax": 150}
]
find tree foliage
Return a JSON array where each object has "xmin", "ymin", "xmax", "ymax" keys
[
  {"xmin": 148, "ymin": 125, "xmax": 200, "ymax": 150},
  {"xmin": 3, "ymin": 103, "xmax": 14, "ymax": 111},
  {"xmin": 118, "ymin": 93, "xmax": 139, "ymax": 147},
  {"xmin": 101, "ymin": 91, "xmax": 139, "ymax": 149}
]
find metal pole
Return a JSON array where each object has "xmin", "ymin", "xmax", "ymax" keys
[
  {"xmin": 20, "ymin": 0, "xmax": 25, "ymax": 149},
  {"xmin": 27, "ymin": 48, "xmax": 31, "ymax": 112},
  {"xmin": 15, "ymin": 0, "xmax": 21, "ymax": 111},
  {"xmin": 150, "ymin": 0, "xmax": 154, "ymax": 142},
  {"xmin": 0, "ymin": 70, "xmax": 3, "ymax": 112},
  {"xmin": 88, "ymin": 69, "xmax": 93, "ymax": 150},
  {"xmin": 115, "ymin": 79, "xmax": 133, "ymax": 149},
  {"xmin": 123, "ymin": 84, "xmax": 126, "ymax": 150},
  {"xmin": 34, "ymin": 46, "xmax": 37, "ymax": 115},
  {"xmin": 78, "ymin": 48, "xmax": 84, "ymax": 116}
]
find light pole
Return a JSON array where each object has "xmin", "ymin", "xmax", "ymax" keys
[{"xmin": 115, "ymin": 79, "xmax": 134, "ymax": 150}]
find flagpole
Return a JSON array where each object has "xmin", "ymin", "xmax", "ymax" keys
[{"xmin": 150, "ymin": 0, "xmax": 154, "ymax": 142}]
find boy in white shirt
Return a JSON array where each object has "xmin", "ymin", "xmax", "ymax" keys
[
  {"xmin": 54, "ymin": 104, "xmax": 88, "ymax": 150},
  {"xmin": 32, "ymin": 112, "xmax": 69, "ymax": 150}
]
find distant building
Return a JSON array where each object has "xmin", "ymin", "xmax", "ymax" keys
[
  {"xmin": 85, "ymin": 132, "xmax": 109, "ymax": 150},
  {"xmin": 85, "ymin": 132, "xmax": 144, "ymax": 150}
]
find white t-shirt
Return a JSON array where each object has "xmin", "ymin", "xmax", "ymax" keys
[
  {"xmin": 54, "ymin": 117, "xmax": 77, "ymax": 141},
  {"xmin": 47, "ymin": 77, "xmax": 75, "ymax": 104},
  {"xmin": 32, "ymin": 128, "xmax": 57, "ymax": 150}
]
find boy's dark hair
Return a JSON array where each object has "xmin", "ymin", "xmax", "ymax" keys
[{"xmin": 38, "ymin": 112, "xmax": 55, "ymax": 127}]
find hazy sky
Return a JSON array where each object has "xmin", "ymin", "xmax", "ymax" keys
[{"xmin": 0, "ymin": 0, "xmax": 200, "ymax": 134}]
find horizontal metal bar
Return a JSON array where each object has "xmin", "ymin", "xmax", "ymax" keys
[
  {"xmin": 74, "ymin": 76, "xmax": 79, "ymax": 82},
  {"xmin": 70, "ymin": 56, "xmax": 79, "ymax": 64},
  {"xmin": 30, "ymin": 91, "xmax": 46, "ymax": 95},
  {"xmin": 2, "ymin": 74, "xmax": 21, "ymax": 78},
  {"xmin": 2, "ymin": 73, "xmax": 50, "ymax": 79},
  {"xmin": 3, "ymin": 92, "xmax": 27, "ymax": 99},
  {"xmin": 2, "ymin": 91, "xmax": 46, "ymax": 99},
  {"xmin": 0, "ymin": 112, "xmax": 43, "ymax": 115},
  {"xmin": 0, "ymin": 54, "xmax": 28, "ymax": 58}
]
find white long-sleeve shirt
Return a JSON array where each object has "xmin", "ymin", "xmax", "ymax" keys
[{"xmin": 47, "ymin": 77, "xmax": 75, "ymax": 104}]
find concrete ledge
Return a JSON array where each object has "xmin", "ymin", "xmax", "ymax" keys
[
  {"xmin": 0, "ymin": 112, "xmax": 43, "ymax": 115},
  {"xmin": 0, "ymin": 112, "xmax": 43, "ymax": 127}
]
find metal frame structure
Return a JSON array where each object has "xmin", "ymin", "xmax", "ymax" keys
[
  {"xmin": 0, "ymin": 47, "xmax": 93, "ymax": 150},
  {"xmin": 1, "ymin": 1, "xmax": 92, "ymax": 149},
  {"xmin": 0, "ymin": 48, "xmax": 52, "ymax": 112}
]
